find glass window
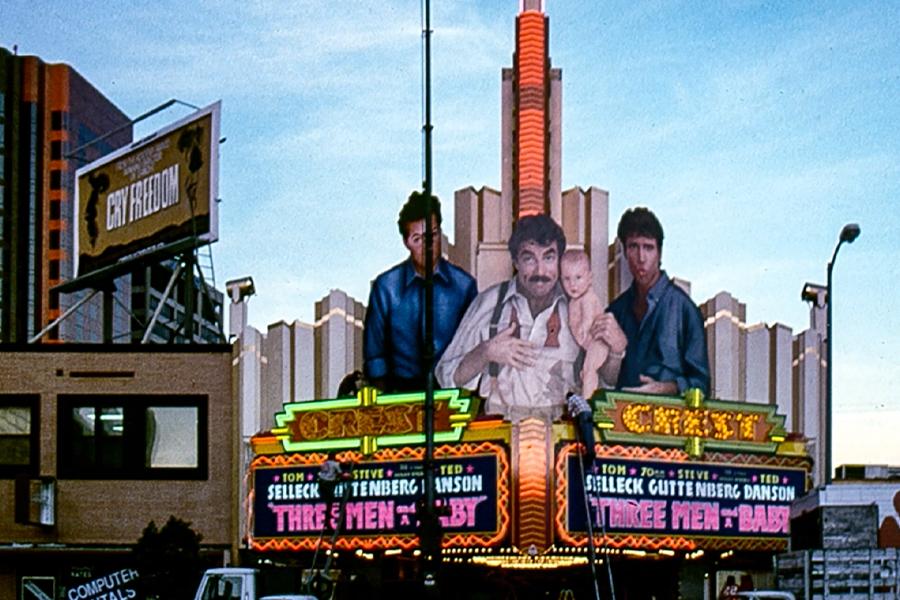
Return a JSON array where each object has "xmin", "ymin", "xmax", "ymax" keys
[
  {"xmin": 48, "ymin": 260, "xmax": 60, "ymax": 280},
  {"xmin": 51, "ymin": 140, "xmax": 62, "ymax": 160},
  {"xmin": 200, "ymin": 575, "xmax": 243, "ymax": 600},
  {"xmin": 145, "ymin": 406, "xmax": 199, "ymax": 468},
  {"xmin": 49, "ymin": 229, "xmax": 60, "ymax": 250},
  {"xmin": 0, "ymin": 397, "xmax": 39, "ymax": 477},
  {"xmin": 50, "ymin": 170, "xmax": 62, "ymax": 190},
  {"xmin": 49, "ymin": 200, "xmax": 60, "ymax": 220},
  {"xmin": 58, "ymin": 395, "xmax": 207, "ymax": 480}
]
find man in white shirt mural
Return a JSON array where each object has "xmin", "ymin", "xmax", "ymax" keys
[{"xmin": 436, "ymin": 214, "xmax": 626, "ymax": 422}]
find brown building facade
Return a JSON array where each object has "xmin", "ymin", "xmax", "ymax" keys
[{"xmin": 0, "ymin": 345, "xmax": 238, "ymax": 599}]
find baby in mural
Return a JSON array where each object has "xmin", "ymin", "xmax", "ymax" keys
[{"xmin": 560, "ymin": 250, "xmax": 610, "ymax": 397}]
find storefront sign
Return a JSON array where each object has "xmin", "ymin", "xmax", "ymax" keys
[
  {"xmin": 594, "ymin": 390, "xmax": 788, "ymax": 455},
  {"xmin": 565, "ymin": 455, "xmax": 805, "ymax": 540},
  {"xmin": 63, "ymin": 568, "xmax": 141, "ymax": 600},
  {"xmin": 271, "ymin": 387, "xmax": 477, "ymax": 455}
]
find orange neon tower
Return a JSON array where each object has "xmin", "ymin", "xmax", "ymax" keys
[
  {"xmin": 451, "ymin": 1, "xmax": 609, "ymax": 297},
  {"xmin": 504, "ymin": 0, "xmax": 561, "ymax": 219}
]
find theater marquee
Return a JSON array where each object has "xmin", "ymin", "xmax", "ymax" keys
[
  {"xmin": 250, "ymin": 442, "xmax": 511, "ymax": 551},
  {"xmin": 554, "ymin": 444, "xmax": 808, "ymax": 551}
]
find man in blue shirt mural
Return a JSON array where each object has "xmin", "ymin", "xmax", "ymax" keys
[
  {"xmin": 363, "ymin": 192, "xmax": 478, "ymax": 392},
  {"xmin": 602, "ymin": 207, "xmax": 710, "ymax": 396}
]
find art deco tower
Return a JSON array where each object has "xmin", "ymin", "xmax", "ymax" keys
[
  {"xmin": 504, "ymin": 0, "xmax": 561, "ymax": 218},
  {"xmin": 451, "ymin": 1, "xmax": 609, "ymax": 300}
]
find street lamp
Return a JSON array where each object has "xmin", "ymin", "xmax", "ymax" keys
[{"xmin": 825, "ymin": 223, "xmax": 860, "ymax": 485}]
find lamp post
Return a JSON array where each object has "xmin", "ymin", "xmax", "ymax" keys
[{"xmin": 825, "ymin": 223, "xmax": 860, "ymax": 485}]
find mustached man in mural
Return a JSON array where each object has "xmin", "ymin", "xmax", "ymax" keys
[
  {"xmin": 364, "ymin": 192, "xmax": 478, "ymax": 393},
  {"xmin": 436, "ymin": 215, "xmax": 625, "ymax": 422},
  {"xmin": 605, "ymin": 207, "xmax": 710, "ymax": 395}
]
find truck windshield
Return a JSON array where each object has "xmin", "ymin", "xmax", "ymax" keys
[{"xmin": 200, "ymin": 575, "xmax": 243, "ymax": 600}]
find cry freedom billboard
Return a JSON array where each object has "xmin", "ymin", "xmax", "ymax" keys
[{"xmin": 74, "ymin": 102, "xmax": 220, "ymax": 277}]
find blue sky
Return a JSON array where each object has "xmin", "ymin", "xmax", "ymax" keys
[{"xmin": 5, "ymin": 1, "xmax": 899, "ymax": 466}]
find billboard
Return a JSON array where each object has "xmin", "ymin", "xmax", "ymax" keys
[
  {"xmin": 556, "ymin": 445, "xmax": 807, "ymax": 550},
  {"xmin": 74, "ymin": 102, "xmax": 220, "ymax": 278},
  {"xmin": 250, "ymin": 442, "xmax": 511, "ymax": 551}
]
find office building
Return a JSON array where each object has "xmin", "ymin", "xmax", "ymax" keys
[
  {"xmin": 0, "ymin": 48, "xmax": 133, "ymax": 343},
  {"xmin": 0, "ymin": 345, "xmax": 237, "ymax": 598},
  {"xmin": 130, "ymin": 259, "xmax": 225, "ymax": 344}
]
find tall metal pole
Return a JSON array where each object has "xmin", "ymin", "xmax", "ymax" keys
[
  {"xmin": 825, "ymin": 256, "xmax": 834, "ymax": 486},
  {"xmin": 824, "ymin": 223, "xmax": 860, "ymax": 486},
  {"xmin": 421, "ymin": 0, "xmax": 439, "ymax": 586}
]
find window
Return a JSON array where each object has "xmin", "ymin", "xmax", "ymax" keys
[
  {"xmin": 49, "ymin": 229, "xmax": 60, "ymax": 250},
  {"xmin": 51, "ymin": 140, "xmax": 62, "ymax": 160},
  {"xmin": 57, "ymin": 395, "xmax": 207, "ymax": 479},
  {"xmin": 0, "ymin": 396, "xmax": 39, "ymax": 478},
  {"xmin": 48, "ymin": 259, "xmax": 60, "ymax": 280},
  {"xmin": 50, "ymin": 170, "xmax": 62, "ymax": 190},
  {"xmin": 49, "ymin": 200, "xmax": 61, "ymax": 220},
  {"xmin": 51, "ymin": 111, "xmax": 66, "ymax": 131}
]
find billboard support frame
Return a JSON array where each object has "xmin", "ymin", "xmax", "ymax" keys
[
  {"xmin": 31, "ymin": 237, "xmax": 222, "ymax": 344},
  {"xmin": 64, "ymin": 98, "xmax": 198, "ymax": 164}
]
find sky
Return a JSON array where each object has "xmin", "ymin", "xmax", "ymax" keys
[{"xmin": 4, "ymin": 1, "xmax": 899, "ymax": 468}]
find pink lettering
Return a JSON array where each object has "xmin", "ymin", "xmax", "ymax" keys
[
  {"xmin": 591, "ymin": 498, "xmax": 667, "ymax": 530},
  {"xmin": 270, "ymin": 503, "xmax": 330, "ymax": 533},
  {"xmin": 738, "ymin": 504, "xmax": 789, "ymax": 533},
  {"xmin": 671, "ymin": 501, "xmax": 720, "ymax": 531},
  {"xmin": 439, "ymin": 496, "xmax": 487, "ymax": 528}
]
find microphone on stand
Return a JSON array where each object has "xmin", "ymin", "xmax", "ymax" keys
[{"xmin": 566, "ymin": 392, "xmax": 596, "ymax": 466}]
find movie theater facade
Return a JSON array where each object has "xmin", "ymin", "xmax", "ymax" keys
[{"xmin": 246, "ymin": 385, "xmax": 810, "ymax": 596}]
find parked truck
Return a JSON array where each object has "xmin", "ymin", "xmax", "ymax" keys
[{"xmin": 193, "ymin": 567, "xmax": 324, "ymax": 600}]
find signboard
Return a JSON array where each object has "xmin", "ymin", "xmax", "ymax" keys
[
  {"xmin": 74, "ymin": 102, "xmax": 220, "ymax": 278},
  {"xmin": 594, "ymin": 389, "xmax": 788, "ymax": 456},
  {"xmin": 271, "ymin": 387, "xmax": 478, "ymax": 455},
  {"xmin": 61, "ymin": 569, "xmax": 141, "ymax": 600},
  {"xmin": 251, "ymin": 442, "xmax": 510, "ymax": 551},
  {"xmin": 562, "ymin": 451, "xmax": 805, "ymax": 547},
  {"xmin": 21, "ymin": 577, "xmax": 54, "ymax": 600}
]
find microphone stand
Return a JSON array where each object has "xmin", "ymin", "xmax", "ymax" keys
[
  {"xmin": 570, "ymin": 395, "xmax": 602, "ymax": 600},
  {"xmin": 569, "ymin": 394, "xmax": 616, "ymax": 600}
]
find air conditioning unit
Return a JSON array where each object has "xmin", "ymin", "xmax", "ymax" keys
[{"xmin": 14, "ymin": 476, "xmax": 56, "ymax": 527}]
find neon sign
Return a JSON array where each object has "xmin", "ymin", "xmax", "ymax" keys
[
  {"xmin": 554, "ymin": 444, "xmax": 809, "ymax": 551},
  {"xmin": 594, "ymin": 389, "xmax": 787, "ymax": 456},
  {"xmin": 272, "ymin": 387, "xmax": 478, "ymax": 455},
  {"xmin": 564, "ymin": 453, "xmax": 804, "ymax": 541},
  {"xmin": 250, "ymin": 442, "xmax": 511, "ymax": 551}
]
